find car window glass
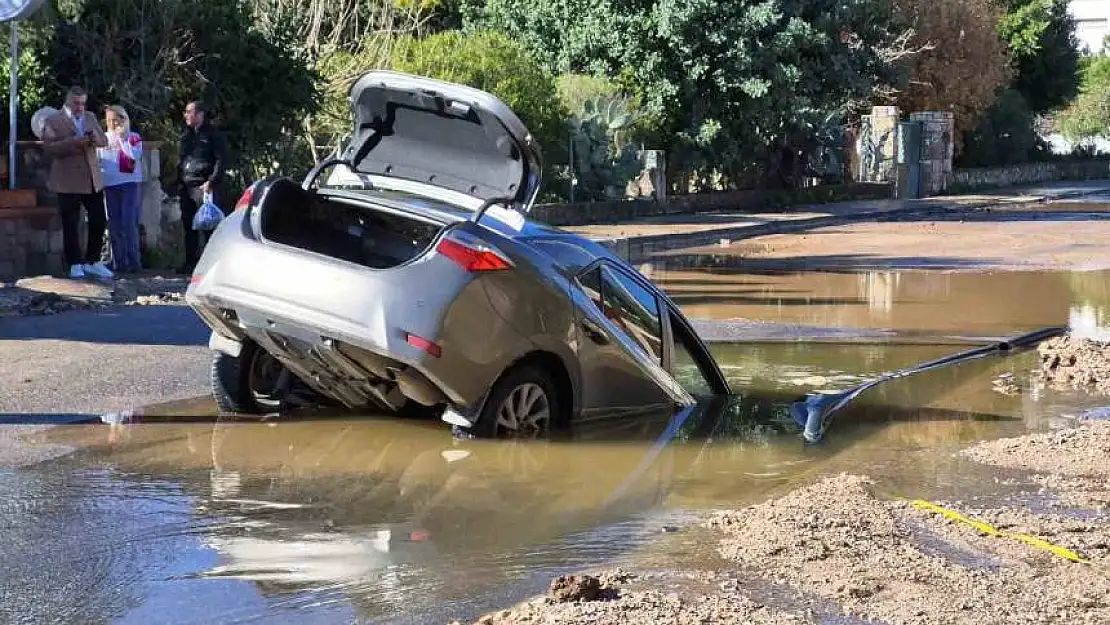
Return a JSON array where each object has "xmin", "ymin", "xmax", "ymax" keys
[
  {"xmin": 670, "ymin": 313, "xmax": 714, "ymax": 396},
  {"xmin": 599, "ymin": 265, "xmax": 663, "ymax": 363},
  {"xmin": 578, "ymin": 266, "xmax": 603, "ymax": 310}
]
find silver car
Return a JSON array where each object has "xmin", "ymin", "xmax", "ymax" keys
[{"xmin": 185, "ymin": 70, "xmax": 731, "ymax": 437}]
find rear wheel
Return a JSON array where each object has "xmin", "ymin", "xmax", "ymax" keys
[
  {"xmin": 463, "ymin": 365, "xmax": 559, "ymax": 439},
  {"xmin": 211, "ymin": 340, "xmax": 291, "ymax": 414}
]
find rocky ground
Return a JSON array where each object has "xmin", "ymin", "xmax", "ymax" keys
[
  {"xmin": 1037, "ymin": 335, "xmax": 1110, "ymax": 396},
  {"xmin": 462, "ymin": 422, "xmax": 1110, "ymax": 624},
  {"xmin": 0, "ymin": 274, "xmax": 187, "ymax": 317}
]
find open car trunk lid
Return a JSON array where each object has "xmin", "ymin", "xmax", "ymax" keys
[{"xmin": 342, "ymin": 71, "xmax": 543, "ymax": 214}]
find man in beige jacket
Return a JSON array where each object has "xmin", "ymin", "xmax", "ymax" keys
[{"xmin": 42, "ymin": 86, "xmax": 113, "ymax": 280}]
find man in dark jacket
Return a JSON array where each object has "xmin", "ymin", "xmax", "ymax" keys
[{"xmin": 177, "ymin": 100, "xmax": 228, "ymax": 273}]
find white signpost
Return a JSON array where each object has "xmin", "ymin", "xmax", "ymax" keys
[{"xmin": 1, "ymin": 0, "xmax": 47, "ymax": 189}]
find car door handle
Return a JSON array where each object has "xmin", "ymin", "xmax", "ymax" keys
[{"xmin": 581, "ymin": 318, "xmax": 610, "ymax": 345}]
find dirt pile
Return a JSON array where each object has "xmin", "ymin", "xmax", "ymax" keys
[
  {"xmin": 963, "ymin": 421, "xmax": 1110, "ymax": 510},
  {"xmin": 706, "ymin": 473, "xmax": 1110, "ymax": 625},
  {"xmin": 1037, "ymin": 335, "xmax": 1110, "ymax": 394},
  {"xmin": 456, "ymin": 570, "xmax": 803, "ymax": 625}
]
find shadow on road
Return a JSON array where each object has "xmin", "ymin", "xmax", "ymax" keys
[{"xmin": 0, "ymin": 305, "xmax": 209, "ymax": 346}]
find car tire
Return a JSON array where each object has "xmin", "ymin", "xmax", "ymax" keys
[
  {"xmin": 464, "ymin": 365, "xmax": 560, "ymax": 439},
  {"xmin": 211, "ymin": 340, "xmax": 289, "ymax": 414}
]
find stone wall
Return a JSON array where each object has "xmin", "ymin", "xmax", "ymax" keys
[
  {"xmin": 0, "ymin": 189, "xmax": 65, "ymax": 278},
  {"xmin": 530, "ymin": 182, "xmax": 892, "ymax": 227},
  {"xmin": 950, "ymin": 160, "xmax": 1110, "ymax": 192}
]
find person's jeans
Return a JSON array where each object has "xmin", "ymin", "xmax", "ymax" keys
[
  {"xmin": 104, "ymin": 182, "xmax": 142, "ymax": 272},
  {"xmin": 57, "ymin": 191, "xmax": 107, "ymax": 268}
]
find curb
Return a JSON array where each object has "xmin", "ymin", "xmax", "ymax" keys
[{"xmin": 592, "ymin": 185, "xmax": 1110, "ymax": 265}]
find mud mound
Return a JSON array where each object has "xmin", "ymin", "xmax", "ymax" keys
[
  {"xmin": 461, "ymin": 570, "xmax": 801, "ymax": 625},
  {"xmin": 963, "ymin": 422, "xmax": 1110, "ymax": 478},
  {"xmin": 1038, "ymin": 336, "xmax": 1110, "ymax": 394},
  {"xmin": 705, "ymin": 473, "xmax": 1110, "ymax": 625},
  {"xmin": 963, "ymin": 422, "xmax": 1110, "ymax": 510}
]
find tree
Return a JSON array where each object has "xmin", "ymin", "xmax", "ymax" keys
[
  {"xmin": 958, "ymin": 88, "xmax": 1047, "ymax": 167},
  {"xmin": 1056, "ymin": 52, "xmax": 1110, "ymax": 146},
  {"xmin": 48, "ymin": 0, "xmax": 320, "ymax": 186},
  {"xmin": 467, "ymin": 0, "xmax": 911, "ymax": 190},
  {"xmin": 889, "ymin": 0, "xmax": 1012, "ymax": 152},
  {"xmin": 998, "ymin": 0, "xmax": 1080, "ymax": 114},
  {"xmin": 390, "ymin": 30, "xmax": 571, "ymax": 198}
]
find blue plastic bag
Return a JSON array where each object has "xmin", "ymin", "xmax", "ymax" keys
[{"xmin": 191, "ymin": 191, "xmax": 225, "ymax": 231}]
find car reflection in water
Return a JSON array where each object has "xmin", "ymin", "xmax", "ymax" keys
[{"xmin": 172, "ymin": 393, "xmax": 800, "ymax": 620}]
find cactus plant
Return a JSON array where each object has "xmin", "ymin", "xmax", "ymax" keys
[{"xmin": 569, "ymin": 95, "xmax": 643, "ymax": 200}]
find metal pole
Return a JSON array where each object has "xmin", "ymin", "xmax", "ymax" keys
[{"xmin": 8, "ymin": 21, "xmax": 17, "ymax": 190}]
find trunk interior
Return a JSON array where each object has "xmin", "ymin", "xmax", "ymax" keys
[{"xmin": 258, "ymin": 178, "xmax": 445, "ymax": 269}]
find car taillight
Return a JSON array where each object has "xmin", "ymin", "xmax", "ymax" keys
[
  {"xmin": 234, "ymin": 183, "xmax": 258, "ymax": 212},
  {"xmin": 405, "ymin": 332, "xmax": 442, "ymax": 358},
  {"xmin": 435, "ymin": 234, "xmax": 512, "ymax": 272}
]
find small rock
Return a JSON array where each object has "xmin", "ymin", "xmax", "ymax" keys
[{"xmin": 549, "ymin": 575, "xmax": 603, "ymax": 602}]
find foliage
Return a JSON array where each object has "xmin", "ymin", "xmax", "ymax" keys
[
  {"xmin": 391, "ymin": 29, "xmax": 571, "ymax": 197},
  {"xmin": 998, "ymin": 0, "xmax": 1080, "ymax": 114},
  {"xmin": 569, "ymin": 96, "xmax": 644, "ymax": 200},
  {"xmin": 957, "ymin": 88, "xmax": 1047, "ymax": 167},
  {"xmin": 47, "ymin": 0, "xmax": 320, "ymax": 186},
  {"xmin": 889, "ymin": 0, "xmax": 1012, "ymax": 154},
  {"xmin": 1056, "ymin": 52, "xmax": 1110, "ymax": 145},
  {"xmin": 0, "ymin": 19, "xmax": 53, "ymax": 143},
  {"xmin": 467, "ymin": 0, "xmax": 912, "ymax": 191}
]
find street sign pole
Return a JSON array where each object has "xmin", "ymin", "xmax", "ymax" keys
[{"xmin": 9, "ymin": 21, "xmax": 18, "ymax": 189}]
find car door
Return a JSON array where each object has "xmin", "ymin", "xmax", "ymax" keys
[{"xmin": 573, "ymin": 262, "xmax": 693, "ymax": 419}]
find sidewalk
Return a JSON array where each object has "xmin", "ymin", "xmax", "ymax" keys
[{"xmin": 567, "ymin": 179, "xmax": 1110, "ymax": 263}]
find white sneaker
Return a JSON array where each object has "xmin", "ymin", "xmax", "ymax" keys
[
  {"xmin": 69, "ymin": 264, "xmax": 85, "ymax": 279},
  {"xmin": 82, "ymin": 262, "xmax": 114, "ymax": 279}
]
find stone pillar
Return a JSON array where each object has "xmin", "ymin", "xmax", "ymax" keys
[
  {"xmin": 138, "ymin": 145, "xmax": 163, "ymax": 249},
  {"xmin": 909, "ymin": 111, "xmax": 954, "ymax": 196},
  {"xmin": 857, "ymin": 106, "xmax": 900, "ymax": 184}
]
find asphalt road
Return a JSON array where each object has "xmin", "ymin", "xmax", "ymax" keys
[{"xmin": 0, "ymin": 304, "xmax": 211, "ymax": 416}]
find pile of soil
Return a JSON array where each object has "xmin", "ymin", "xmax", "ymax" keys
[
  {"xmin": 1038, "ymin": 335, "xmax": 1110, "ymax": 394},
  {"xmin": 963, "ymin": 421, "xmax": 1110, "ymax": 510},
  {"xmin": 463, "ymin": 469, "xmax": 1109, "ymax": 624},
  {"xmin": 455, "ymin": 570, "xmax": 803, "ymax": 625}
]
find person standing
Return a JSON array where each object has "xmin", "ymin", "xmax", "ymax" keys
[
  {"xmin": 98, "ymin": 105, "xmax": 144, "ymax": 274},
  {"xmin": 41, "ymin": 86, "xmax": 113, "ymax": 280},
  {"xmin": 177, "ymin": 101, "xmax": 228, "ymax": 274}
]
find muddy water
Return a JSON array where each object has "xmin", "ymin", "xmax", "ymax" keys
[{"xmin": 5, "ymin": 266, "xmax": 1110, "ymax": 623}]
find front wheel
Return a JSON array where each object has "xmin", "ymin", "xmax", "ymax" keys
[
  {"xmin": 463, "ymin": 365, "xmax": 559, "ymax": 439},
  {"xmin": 210, "ymin": 340, "xmax": 291, "ymax": 414}
]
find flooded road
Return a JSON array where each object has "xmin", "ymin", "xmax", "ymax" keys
[
  {"xmin": 5, "ymin": 335, "xmax": 1108, "ymax": 623},
  {"xmin": 5, "ymin": 193, "xmax": 1110, "ymax": 623}
]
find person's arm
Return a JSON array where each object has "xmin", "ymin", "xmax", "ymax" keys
[
  {"xmin": 207, "ymin": 129, "xmax": 227, "ymax": 186},
  {"xmin": 41, "ymin": 118, "xmax": 84, "ymax": 156},
  {"xmin": 120, "ymin": 132, "xmax": 142, "ymax": 161},
  {"xmin": 88, "ymin": 115, "xmax": 108, "ymax": 148}
]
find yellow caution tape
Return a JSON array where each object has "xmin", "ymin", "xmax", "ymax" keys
[{"xmin": 910, "ymin": 499, "xmax": 1091, "ymax": 564}]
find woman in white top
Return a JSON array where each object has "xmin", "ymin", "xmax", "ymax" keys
[{"xmin": 98, "ymin": 105, "xmax": 144, "ymax": 273}]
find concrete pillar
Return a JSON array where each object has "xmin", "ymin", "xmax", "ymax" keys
[
  {"xmin": 857, "ymin": 106, "xmax": 900, "ymax": 184},
  {"xmin": 909, "ymin": 111, "xmax": 954, "ymax": 196}
]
